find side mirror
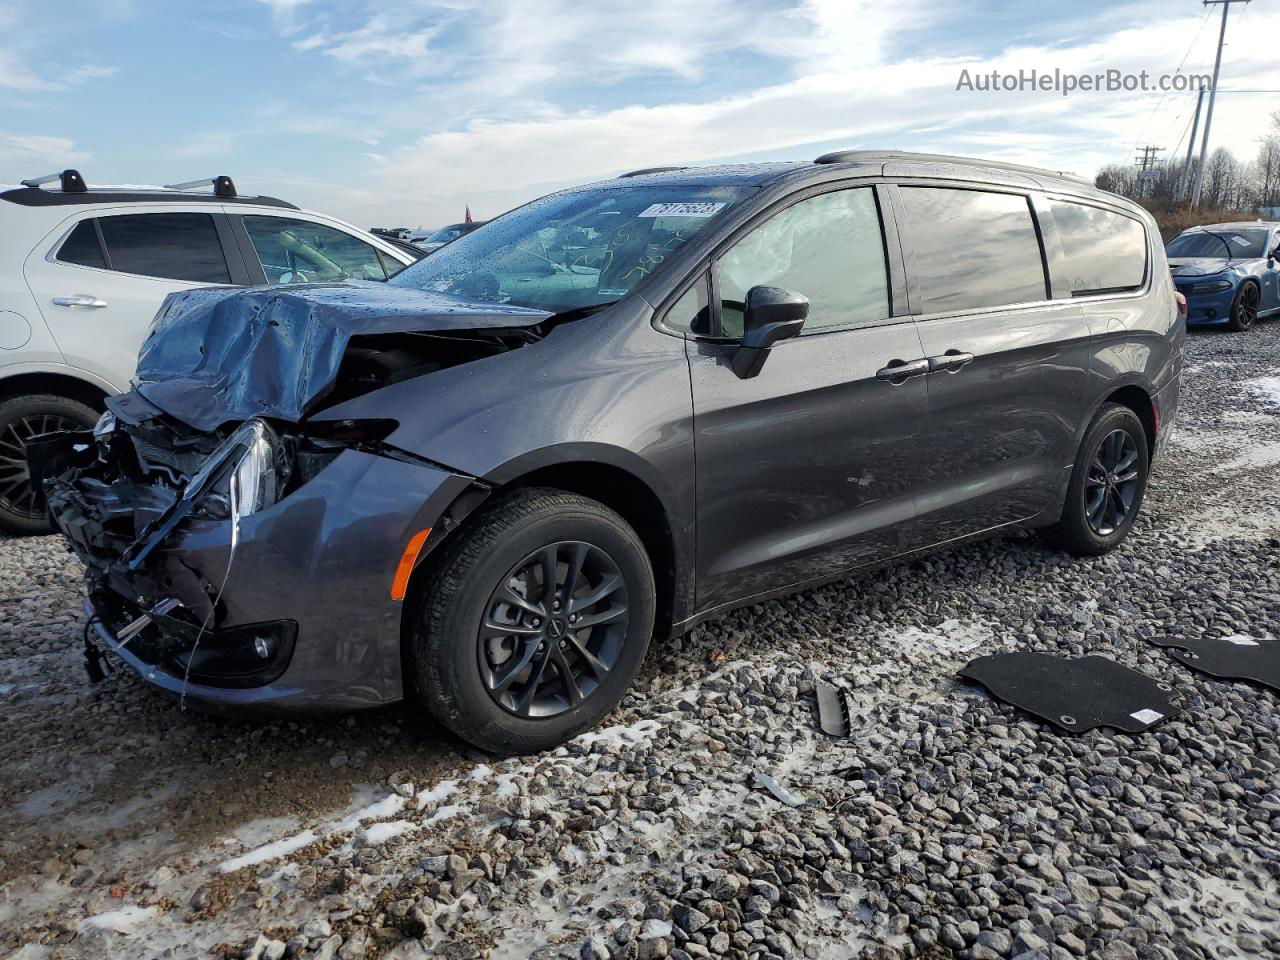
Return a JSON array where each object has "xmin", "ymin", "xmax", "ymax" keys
[{"xmin": 731, "ymin": 285, "xmax": 809, "ymax": 379}]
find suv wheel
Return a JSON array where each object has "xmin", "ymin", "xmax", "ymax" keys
[
  {"xmin": 0, "ymin": 394, "xmax": 99, "ymax": 535},
  {"xmin": 1228, "ymin": 282, "xmax": 1260, "ymax": 332},
  {"xmin": 1039, "ymin": 403, "xmax": 1150, "ymax": 557},
  {"xmin": 410, "ymin": 488, "xmax": 655, "ymax": 754}
]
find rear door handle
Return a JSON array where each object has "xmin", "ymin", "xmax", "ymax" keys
[
  {"xmin": 875, "ymin": 358, "xmax": 930, "ymax": 383},
  {"xmin": 52, "ymin": 295, "xmax": 108, "ymax": 308},
  {"xmin": 928, "ymin": 350, "xmax": 975, "ymax": 373}
]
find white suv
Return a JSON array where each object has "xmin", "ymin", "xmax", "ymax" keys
[{"xmin": 0, "ymin": 170, "xmax": 420, "ymax": 533}]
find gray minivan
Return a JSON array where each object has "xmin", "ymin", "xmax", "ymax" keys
[{"xmin": 42, "ymin": 151, "xmax": 1183, "ymax": 753}]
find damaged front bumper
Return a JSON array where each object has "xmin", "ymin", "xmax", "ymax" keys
[{"xmin": 40, "ymin": 420, "xmax": 474, "ymax": 711}]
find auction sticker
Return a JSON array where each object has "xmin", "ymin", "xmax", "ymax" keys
[{"xmin": 638, "ymin": 202, "xmax": 726, "ymax": 218}]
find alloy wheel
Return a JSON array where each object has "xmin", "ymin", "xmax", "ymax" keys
[
  {"xmin": 1238, "ymin": 284, "xmax": 1259, "ymax": 328},
  {"xmin": 478, "ymin": 540, "xmax": 630, "ymax": 718},
  {"xmin": 1084, "ymin": 428, "xmax": 1140, "ymax": 537},
  {"xmin": 0, "ymin": 414, "xmax": 80, "ymax": 520}
]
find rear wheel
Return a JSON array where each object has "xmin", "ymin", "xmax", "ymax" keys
[
  {"xmin": 0, "ymin": 394, "xmax": 99, "ymax": 535},
  {"xmin": 1039, "ymin": 403, "xmax": 1149, "ymax": 557},
  {"xmin": 1228, "ymin": 282, "xmax": 1260, "ymax": 332},
  {"xmin": 410, "ymin": 488, "xmax": 655, "ymax": 754}
]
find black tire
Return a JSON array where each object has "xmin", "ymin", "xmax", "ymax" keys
[
  {"xmin": 410, "ymin": 487, "xmax": 655, "ymax": 754},
  {"xmin": 0, "ymin": 393, "xmax": 99, "ymax": 535},
  {"xmin": 1227, "ymin": 282, "xmax": 1260, "ymax": 332},
  {"xmin": 1039, "ymin": 403, "xmax": 1150, "ymax": 557}
]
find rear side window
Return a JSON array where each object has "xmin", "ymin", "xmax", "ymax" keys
[
  {"xmin": 899, "ymin": 187, "xmax": 1047, "ymax": 313},
  {"xmin": 717, "ymin": 188, "xmax": 889, "ymax": 337},
  {"xmin": 57, "ymin": 220, "xmax": 107, "ymax": 269},
  {"xmin": 243, "ymin": 216, "xmax": 388, "ymax": 284},
  {"xmin": 97, "ymin": 213, "xmax": 231, "ymax": 283},
  {"xmin": 1049, "ymin": 201, "xmax": 1147, "ymax": 296}
]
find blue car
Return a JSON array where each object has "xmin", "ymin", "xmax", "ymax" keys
[{"xmin": 1167, "ymin": 222, "xmax": 1280, "ymax": 331}]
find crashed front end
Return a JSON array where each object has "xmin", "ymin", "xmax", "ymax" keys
[{"xmin": 38, "ymin": 398, "xmax": 474, "ymax": 709}]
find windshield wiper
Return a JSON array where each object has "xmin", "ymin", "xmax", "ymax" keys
[{"xmin": 1203, "ymin": 232, "xmax": 1236, "ymax": 260}]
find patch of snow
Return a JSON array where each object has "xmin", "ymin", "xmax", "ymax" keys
[
  {"xmin": 364, "ymin": 820, "xmax": 413, "ymax": 844},
  {"xmin": 570, "ymin": 717, "xmax": 662, "ymax": 751},
  {"xmin": 334, "ymin": 793, "xmax": 406, "ymax": 831},
  {"xmin": 78, "ymin": 906, "xmax": 158, "ymax": 934},
  {"xmin": 218, "ymin": 829, "xmax": 319, "ymax": 873},
  {"xmin": 1212, "ymin": 441, "xmax": 1280, "ymax": 474},
  {"xmin": 422, "ymin": 803, "xmax": 463, "ymax": 827},
  {"xmin": 1245, "ymin": 375, "xmax": 1280, "ymax": 406},
  {"xmin": 415, "ymin": 779, "xmax": 458, "ymax": 811}
]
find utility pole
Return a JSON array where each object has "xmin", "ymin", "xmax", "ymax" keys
[
  {"xmin": 1179, "ymin": 87, "xmax": 1206, "ymax": 201},
  {"xmin": 1134, "ymin": 146, "xmax": 1165, "ymax": 197},
  {"xmin": 1191, "ymin": 0, "xmax": 1250, "ymax": 208}
]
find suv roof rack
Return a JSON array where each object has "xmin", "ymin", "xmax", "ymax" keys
[
  {"xmin": 619, "ymin": 166, "xmax": 690, "ymax": 178},
  {"xmin": 163, "ymin": 175, "xmax": 238, "ymax": 198},
  {"xmin": 20, "ymin": 169, "xmax": 87, "ymax": 193},
  {"xmin": 813, "ymin": 150, "xmax": 1090, "ymax": 184},
  {"xmin": 4, "ymin": 168, "xmax": 299, "ymax": 210}
]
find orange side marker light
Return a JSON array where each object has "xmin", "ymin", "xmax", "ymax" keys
[{"xmin": 391, "ymin": 528, "xmax": 432, "ymax": 601}]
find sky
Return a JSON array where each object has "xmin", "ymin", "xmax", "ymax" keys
[{"xmin": 1, "ymin": 0, "xmax": 1277, "ymax": 230}]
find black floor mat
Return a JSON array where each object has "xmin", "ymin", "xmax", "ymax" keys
[
  {"xmin": 1149, "ymin": 635, "xmax": 1280, "ymax": 692},
  {"xmin": 958, "ymin": 652, "xmax": 1180, "ymax": 733}
]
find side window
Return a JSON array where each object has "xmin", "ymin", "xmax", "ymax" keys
[
  {"xmin": 243, "ymin": 216, "xmax": 388, "ymax": 284},
  {"xmin": 716, "ymin": 188, "xmax": 889, "ymax": 338},
  {"xmin": 97, "ymin": 213, "xmax": 231, "ymax": 283},
  {"xmin": 378, "ymin": 250, "xmax": 408, "ymax": 278},
  {"xmin": 57, "ymin": 220, "xmax": 107, "ymax": 269},
  {"xmin": 664, "ymin": 274, "xmax": 712, "ymax": 335},
  {"xmin": 898, "ymin": 187, "xmax": 1047, "ymax": 313},
  {"xmin": 1048, "ymin": 200, "xmax": 1147, "ymax": 296}
]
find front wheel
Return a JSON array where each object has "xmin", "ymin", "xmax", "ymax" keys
[
  {"xmin": 0, "ymin": 393, "xmax": 100, "ymax": 535},
  {"xmin": 1228, "ymin": 282, "xmax": 1260, "ymax": 332},
  {"xmin": 410, "ymin": 488, "xmax": 655, "ymax": 754},
  {"xmin": 1039, "ymin": 403, "xmax": 1150, "ymax": 557}
]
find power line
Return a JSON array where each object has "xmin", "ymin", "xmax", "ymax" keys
[
  {"xmin": 1123, "ymin": 4, "xmax": 1215, "ymax": 166},
  {"xmin": 1192, "ymin": 0, "xmax": 1252, "ymax": 208}
]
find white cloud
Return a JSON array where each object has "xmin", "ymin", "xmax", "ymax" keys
[
  {"xmin": 258, "ymin": 0, "xmax": 1280, "ymax": 228},
  {"xmin": 296, "ymin": 15, "xmax": 439, "ymax": 62},
  {"xmin": 0, "ymin": 134, "xmax": 90, "ymax": 180}
]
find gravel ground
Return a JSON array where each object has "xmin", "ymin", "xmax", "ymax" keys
[{"xmin": 3, "ymin": 324, "xmax": 1280, "ymax": 960}]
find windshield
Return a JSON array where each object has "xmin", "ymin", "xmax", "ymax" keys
[
  {"xmin": 1167, "ymin": 229, "xmax": 1268, "ymax": 260},
  {"xmin": 389, "ymin": 184, "xmax": 750, "ymax": 313},
  {"xmin": 424, "ymin": 226, "xmax": 463, "ymax": 244}
]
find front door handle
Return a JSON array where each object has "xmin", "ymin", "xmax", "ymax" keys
[
  {"xmin": 928, "ymin": 350, "xmax": 975, "ymax": 373},
  {"xmin": 875, "ymin": 358, "xmax": 930, "ymax": 383},
  {"xmin": 52, "ymin": 295, "xmax": 108, "ymax": 308}
]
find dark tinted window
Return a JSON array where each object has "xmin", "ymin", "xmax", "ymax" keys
[
  {"xmin": 718, "ymin": 188, "xmax": 889, "ymax": 337},
  {"xmin": 899, "ymin": 188, "xmax": 1047, "ymax": 312},
  {"xmin": 1050, "ymin": 201, "xmax": 1147, "ymax": 295},
  {"xmin": 1166, "ymin": 228, "xmax": 1269, "ymax": 260},
  {"xmin": 57, "ymin": 220, "xmax": 106, "ymax": 269},
  {"xmin": 98, "ymin": 213, "xmax": 230, "ymax": 283}
]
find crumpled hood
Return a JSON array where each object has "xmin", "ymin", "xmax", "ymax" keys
[
  {"xmin": 1168, "ymin": 257, "xmax": 1233, "ymax": 278},
  {"xmin": 132, "ymin": 282, "xmax": 551, "ymax": 431}
]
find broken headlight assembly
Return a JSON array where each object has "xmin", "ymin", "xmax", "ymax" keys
[
  {"xmin": 187, "ymin": 417, "xmax": 399, "ymax": 521},
  {"xmin": 185, "ymin": 419, "xmax": 282, "ymax": 522}
]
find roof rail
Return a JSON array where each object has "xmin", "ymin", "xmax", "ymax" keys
[
  {"xmin": 619, "ymin": 166, "xmax": 690, "ymax": 178},
  {"xmin": 813, "ymin": 150, "xmax": 1089, "ymax": 184},
  {"xmin": 20, "ymin": 169, "xmax": 87, "ymax": 193},
  {"xmin": 163, "ymin": 175, "xmax": 238, "ymax": 198}
]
